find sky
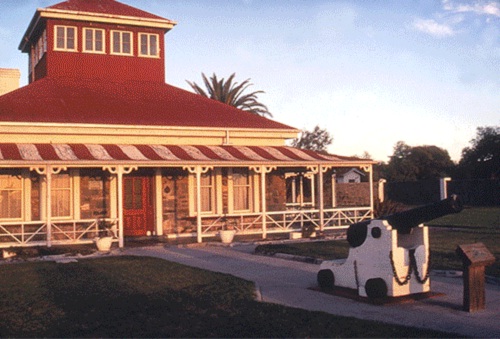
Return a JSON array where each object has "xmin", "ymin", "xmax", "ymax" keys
[{"xmin": 0, "ymin": 0, "xmax": 498, "ymax": 162}]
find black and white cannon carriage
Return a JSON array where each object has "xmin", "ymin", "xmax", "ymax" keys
[{"xmin": 317, "ymin": 195, "xmax": 463, "ymax": 298}]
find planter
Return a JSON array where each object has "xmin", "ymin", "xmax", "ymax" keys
[
  {"xmin": 95, "ymin": 236, "xmax": 114, "ymax": 252},
  {"xmin": 219, "ymin": 230, "xmax": 236, "ymax": 244}
]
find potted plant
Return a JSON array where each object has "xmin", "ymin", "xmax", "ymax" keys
[
  {"xmin": 219, "ymin": 217, "xmax": 236, "ymax": 244},
  {"xmin": 94, "ymin": 218, "xmax": 117, "ymax": 252}
]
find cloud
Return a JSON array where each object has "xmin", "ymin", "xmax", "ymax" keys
[
  {"xmin": 413, "ymin": 18, "xmax": 456, "ymax": 37},
  {"xmin": 443, "ymin": 0, "xmax": 500, "ymax": 17}
]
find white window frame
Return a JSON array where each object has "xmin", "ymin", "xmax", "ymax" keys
[
  {"xmin": 0, "ymin": 172, "xmax": 24, "ymax": 221},
  {"xmin": 228, "ymin": 168, "xmax": 259, "ymax": 214},
  {"xmin": 138, "ymin": 33, "xmax": 160, "ymax": 58},
  {"xmin": 285, "ymin": 172, "xmax": 315, "ymax": 209},
  {"xmin": 188, "ymin": 169, "xmax": 222, "ymax": 216},
  {"xmin": 50, "ymin": 170, "xmax": 80, "ymax": 220},
  {"xmin": 83, "ymin": 28, "xmax": 105, "ymax": 54},
  {"xmin": 111, "ymin": 30, "xmax": 133, "ymax": 56},
  {"xmin": 51, "ymin": 172, "xmax": 72, "ymax": 219},
  {"xmin": 54, "ymin": 25, "xmax": 77, "ymax": 52}
]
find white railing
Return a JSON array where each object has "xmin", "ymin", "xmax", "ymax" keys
[
  {"xmin": 0, "ymin": 218, "xmax": 119, "ymax": 248},
  {"xmin": 199, "ymin": 207, "xmax": 372, "ymax": 237}
]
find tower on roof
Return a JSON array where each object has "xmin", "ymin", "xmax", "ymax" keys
[{"xmin": 19, "ymin": 0, "xmax": 176, "ymax": 84}]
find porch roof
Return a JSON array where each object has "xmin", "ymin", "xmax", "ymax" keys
[{"xmin": 0, "ymin": 143, "xmax": 374, "ymax": 167}]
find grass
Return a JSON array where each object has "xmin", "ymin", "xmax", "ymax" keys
[
  {"xmin": 427, "ymin": 206, "xmax": 500, "ymax": 228},
  {"xmin": 0, "ymin": 256, "xmax": 458, "ymax": 338},
  {"xmin": 255, "ymin": 207, "xmax": 500, "ymax": 277}
]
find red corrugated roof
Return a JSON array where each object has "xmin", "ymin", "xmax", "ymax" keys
[
  {"xmin": 0, "ymin": 77, "xmax": 295, "ymax": 130},
  {"xmin": 48, "ymin": 0, "xmax": 168, "ymax": 21},
  {"xmin": 0, "ymin": 143, "xmax": 358, "ymax": 164}
]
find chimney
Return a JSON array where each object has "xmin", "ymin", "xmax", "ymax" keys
[{"xmin": 0, "ymin": 68, "xmax": 21, "ymax": 96}]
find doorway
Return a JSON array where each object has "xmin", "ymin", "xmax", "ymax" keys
[{"xmin": 123, "ymin": 173, "xmax": 155, "ymax": 236}]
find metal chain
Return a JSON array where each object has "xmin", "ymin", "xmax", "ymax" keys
[
  {"xmin": 389, "ymin": 249, "xmax": 430, "ymax": 286},
  {"xmin": 410, "ymin": 249, "xmax": 430, "ymax": 284},
  {"xmin": 389, "ymin": 250, "xmax": 412, "ymax": 286}
]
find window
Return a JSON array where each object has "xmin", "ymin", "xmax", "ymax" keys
[
  {"xmin": 83, "ymin": 28, "xmax": 105, "ymax": 53},
  {"xmin": 0, "ymin": 173, "xmax": 23, "ymax": 219},
  {"xmin": 111, "ymin": 30, "xmax": 133, "ymax": 55},
  {"xmin": 51, "ymin": 173, "xmax": 72, "ymax": 218},
  {"xmin": 34, "ymin": 30, "xmax": 47, "ymax": 62},
  {"xmin": 55, "ymin": 26, "xmax": 77, "ymax": 51},
  {"xmin": 230, "ymin": 168, "xmax": 252, "ymax": 212},
  {"xmin": 139, "ymin": 33, "xmax": 159, "ymax": 57},
  {"xmin": 192, "ymin": 171, "xmax": 215, "ymax": 214},
  {"xmin": 30, "ymin": 30, "xmax": 47, "ymax": 75},
  {"xmin": 228, "ymin": 168, "xmax": 259, "ymax": 213},
  {"xmin": 189, "ymin": 169, "xmax": 222, "ymax": 216},
  {"xmin": 285, "ymin": 173, "xmax": 315, "ymax": 208}
]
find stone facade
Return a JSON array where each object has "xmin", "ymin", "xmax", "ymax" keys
[
  {"xmin": 336, "ymin": 182, "xmax": 371, "ymax": 206},
  {"xmin": 161, "ymin": 169, "xmax": 193, "ymax": 235},
  {"xmin": 266, "ymin": 171, "xmax": 287, "ymax": 212},
  {"xmin": 79, "ymin": 169, "xmax": 111, "ymax": 219}
]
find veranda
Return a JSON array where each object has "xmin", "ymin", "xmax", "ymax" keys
[{"xmin": 0, "ymin": 146, "xmax": 375, "ymax": 248}]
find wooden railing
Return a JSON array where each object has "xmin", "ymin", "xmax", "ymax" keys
[
  {"xmin": 0, "ymin": 218, "xmax": 119, "ymax": 248},
  {"xmin": 199, "ymin": 207, "xmax": 372, "ymax": 237}
]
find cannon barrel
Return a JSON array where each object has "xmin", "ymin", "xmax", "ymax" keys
[
  {"xmin": 384, "ymin": 194, "xmax": 463, "ymax": 233},
  {"xmin": 347, "ymin": 195, "xmax": 463, "ymax": 248}
]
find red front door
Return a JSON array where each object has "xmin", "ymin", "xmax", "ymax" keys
[{"xmin": 123, "ymin": 175, "xmax": 155, "ymax": 236}]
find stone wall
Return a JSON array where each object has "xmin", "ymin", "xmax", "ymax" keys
[
  {"xmin": 161, "ymin": 170, "xmax": 195, "ymax": 235},
  {"xmin": 266, "ymin": 172, "xmax": 286, "ymax": 212},
  {"xmin": 79, "ymin": 169, "xmax": 111, "ymax": 219},
  {"xmin": 336, "ymin": 182, "xmax": 371, "ymax": 206}
]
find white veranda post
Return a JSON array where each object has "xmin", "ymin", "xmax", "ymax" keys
[
  {"xmin": 317, "ymin": 165, "xmax": 331, "ymax": 233},
  {"xmin": 361, "ymin": 164, "xmax": 375, "ymax": 218},
  {"xmin": 250, "ymin": 166, "xmax": 275, "ymax": 239},
  {"xmin": 184, "ymin": 166, "xmax": 212, "ymax": 243},
  {"xmin": 103, "ymin": 165, "xmax": 137, "ymax": 248}
]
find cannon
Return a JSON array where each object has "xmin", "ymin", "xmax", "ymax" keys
[{"xmin": 317, "ymin": 195, "xmax": 463, "ymax": 299}]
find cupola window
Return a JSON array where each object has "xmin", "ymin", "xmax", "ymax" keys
[
  {"xmin": 139, "ymin": 33, "xmax": 159, "ymax": 57},
  {"xmin": 111, "ymin": 30, "xmax": 133, "ymax": 55},
  {"xmin": 55, "ymin": 26, "xmax": 77, "ymax": 51},
  {"xmin": 83, "ymin": 28, "xmax": 105, "ymax": 53}
]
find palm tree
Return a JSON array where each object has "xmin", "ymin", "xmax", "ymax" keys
[{"xmin": 187, "ymin": 73, "xmax": 272, "ymax": 118}]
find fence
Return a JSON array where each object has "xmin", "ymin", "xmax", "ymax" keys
[{"xmin": 383, "ymin": 178, "xmax": 499, "ymax": 206}]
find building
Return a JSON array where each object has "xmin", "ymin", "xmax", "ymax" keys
[
  {"xmin": 335, "ymin": 168, "xmax": 366, "ymax": 183},
  {"xmin": 0, "ymin": 0, "xmax": 375, "ymax": 248}
]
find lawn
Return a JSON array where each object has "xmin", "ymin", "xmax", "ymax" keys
[
  {"xmin": 0, "ymin": 256, "xmax": 457, "ymax": 338},
  {"xmin": 255, "ymin": 207, "xmax": 500, "ymax": 277}
]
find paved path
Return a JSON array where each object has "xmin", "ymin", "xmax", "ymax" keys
[{"xmin": 122, "ymin": 244, "xmax": 500, "ymax": 338}]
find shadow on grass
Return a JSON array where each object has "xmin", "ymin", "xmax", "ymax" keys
[{"xmin": 0, "ymin": 256, "xmax": 460, "ymax": 338}]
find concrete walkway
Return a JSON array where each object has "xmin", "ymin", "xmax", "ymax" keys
[{"xmin": 121, "ymin": 243, "xmax": 500, "ymax": 338}]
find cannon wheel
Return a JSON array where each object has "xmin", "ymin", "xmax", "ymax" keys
[
  {"xmin": 317, "ymin": 269, "xmax": 335, "ymax": 289},
  {"xmin": 365, "ymin": 278, "xmax": 388, "ymax": 298}
]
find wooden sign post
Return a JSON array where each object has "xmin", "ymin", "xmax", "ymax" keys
[{"xmin": 456, "ymin": 243, "xmax": 495, "ymax": 312}]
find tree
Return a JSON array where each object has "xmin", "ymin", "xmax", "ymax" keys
[
  {"xmin": 291, "ymin": 125, "xmax": 333, "ymax": 152},
  {"xmin": 187, "ymin": 73, "xmax": 272, "ymax": 117},
  {"xmin": 458, "ymin": 126, "xmax": 500, "ymax": 179},
  {"xmin": 383, "ymin": 141, "xmax": 454, "ymax": 181}
]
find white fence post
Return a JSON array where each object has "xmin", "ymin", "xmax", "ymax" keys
[
  {"xmin": 378, "ymin": 179, "xmax": 386, "ymax": 203},
  {"xmin": 440, "ymin": 177, "xmax": 451, "ymax": 200}
]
